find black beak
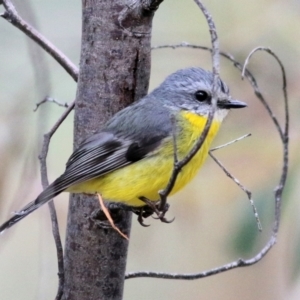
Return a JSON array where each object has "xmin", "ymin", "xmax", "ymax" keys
[{"xmin": 217, "ymin": 99, "xmax": 247, "ymax": 109}]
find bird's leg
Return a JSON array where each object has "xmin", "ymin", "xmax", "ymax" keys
[
  {"xmin": 129, "ymin": 205, "xmax": 154, "ymax": 227},
  {"xmin": 152, "ymin": 202, "xmax": 174, "ymax": 224},
  {"xmin": 137, "ymin": 209, "xmax": 150, "ymax": 227},
  {"xmin": 139, "ymin": 196, "xmax": 175, "ymax": 224}
]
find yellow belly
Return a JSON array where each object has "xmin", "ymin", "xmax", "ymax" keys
[{"xmin": 68, "ymin": 112, "xmax": 221, "ymax": 206}]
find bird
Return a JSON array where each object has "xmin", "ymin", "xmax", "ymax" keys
[{"xmin": 0, "ymin": 67, "xmax": 247, "ymax": 233}]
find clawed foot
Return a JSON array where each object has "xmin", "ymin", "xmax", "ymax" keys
[
  {"xmin": 134, "ymin": 197, "xmax": 175, "ymax": 226},
  {"xmin": 91, "ymin": 198, "xmax": 174, "ymax": 229},
  {"xmin": 129, "ymin": 205, "xmax": 151, "ymax": 227}
]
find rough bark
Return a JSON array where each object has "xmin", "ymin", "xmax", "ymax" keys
[{"xmin": 62, "ymin": 1, "xmax": 155, "ymax": 299}]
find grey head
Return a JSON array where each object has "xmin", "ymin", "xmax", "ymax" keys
[{"xmin": 150, "ymin": 67, "xmax": 247, "ymax": 120}]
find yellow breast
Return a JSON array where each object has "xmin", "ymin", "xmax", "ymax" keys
[
  {"xmin": 165, "ymin": 111, "xmax": 221, "ymax": 195},
  {"xmin": 68, "ymin": 111, "xmax": 221, "ymax": 206}
]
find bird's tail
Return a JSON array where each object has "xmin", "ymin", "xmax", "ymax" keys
[{"xmin": 0, "ymin": 178, "xmax": 66, "ymax": 234}]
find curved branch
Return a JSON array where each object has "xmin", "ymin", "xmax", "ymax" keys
[
  {"xmin": 126, "ymin": 43, "xmax": 289, "ymax": 281},
  {"xmin": 38, "ymin": 101, "xmax": 75, "ymax": 300},
  {"xmin": 126, "ymin": 237, "xmax": 276, "ymax": 280},
  {"xmin": 158, "ymin": 0, "xmax": 220, "ymax": 213},
  {"xmin": 242, "ymin": 46, "xmax": 289, "ymax": 234},
  {"xmin": 1, "ymin": 0, "xmax": 78, "ymax": 81}
]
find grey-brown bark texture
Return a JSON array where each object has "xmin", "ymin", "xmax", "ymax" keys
[{"xmin": 62, "ymin": 1, "xmax": 159, "ymax": 299}]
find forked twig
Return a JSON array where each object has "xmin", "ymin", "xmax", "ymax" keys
[
  {"xmin": 126, "ymin": 45, "xmax": 289, "ymax": 280},
  {"xmin": 210, "ymin": 134, "xmax": 251, "ymax": 151},
  {"xmin": 158, "ymin": 0, "xmax": 220, "ymax": 216},
  {"xmin": 242, "ymin": 47, "xmax": 289, "ymax": 233},
  {"xmin": 2, "ymin": 0, "xmax": 289, "ymax": 288},
  {"xmin": 34, "ymin": 97, "xmax": 70, "ymax": 112},
  {"xmin": 1, "ymin": 2, "xmax": 78, "ymax": 297},
  {"xmin": 209, "ymin": 134, "xmax": 262, "ymax": 232},
  {"xmin": 38, "ymin": 101, "xmax": 74, "ymax": 300},
  {"xmin": 242, "ymin": 47, "xmax": 286, "ymax": 142}
]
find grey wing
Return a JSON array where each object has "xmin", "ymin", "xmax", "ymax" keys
[
  {"xmin": 0, "ymin": 101, "xmax": 172, "ymax": 233},
  {"xmin": 53, "ymin": 129, "xmax": 165, "ymax": 192},
  {"xmin": 56, "ymin": 132, "xmax": 133, "ymax": 189},
  {"xmin": 0, "ymin": 133, "xmax": 136, "ymax": 233},
  {"xmin": 0, "ymin": 132, "xmax": 134, "ymax": 233},
  {"xmin": 38, "ymin": 100, "xmax": 173, "ymax": 204}
]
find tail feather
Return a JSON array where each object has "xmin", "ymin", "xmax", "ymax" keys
[{"xmin": 0, "ymin": 179, "xmax": 66, "ymax": 234}]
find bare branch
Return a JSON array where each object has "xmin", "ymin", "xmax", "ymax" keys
[
  {"xmin": 1, "ymin": 0, "xmax": 78, "ymax": 81},
  {"xmin": 1, "ymin": 3, "xmax": 74, "ymax": 297},
  {"xmin": 34, "ymin": 97, "xmax": 70, "ymax": 112},
  {"xmin": 158, "ymin": 0, "xmax": 220, "ymax": 214},
  {"xmin": 241, "ymin": 47, "xmax": 289, "ymax": 234},
  {"xmin": 209, "ymin": 135, "xmax": 262, "ymax": 232},
  {"xmin": 126, "ymin": 44, "xmax": 289, "ymax": 281},
  {"xmin": 126, "ymin": 238, "xmax": 276, "ymax": 280},
  {"xmin": 48, "ymin": 200, "xmax": 64, "ymax": 300},
  {"xmin": 39, "ymin": 102, "xmax": 75, "ymax": 171},
  {"xmin": 210, "ymin": 133, "xmax": 251, "ymax": 151},
  {"xmin": 38, "ymin": 101, "xmax": 74, "ymax": 299},
  {"xmin": 242, "ymin": 47, "xmax": 286, "ymax": 141}
]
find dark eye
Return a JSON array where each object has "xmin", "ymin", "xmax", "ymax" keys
[{"xmin": 195, "ymin": 90, "xmax": 210, "ymax": 102}]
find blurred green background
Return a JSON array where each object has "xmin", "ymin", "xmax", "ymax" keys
[{"xmin": 0, "ymin": 0, "xmax": 300, "ymax": 299}]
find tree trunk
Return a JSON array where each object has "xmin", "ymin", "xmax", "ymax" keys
[{"xmin": 62, "ymin": 1, "xmax": 156, "ymax": 299}]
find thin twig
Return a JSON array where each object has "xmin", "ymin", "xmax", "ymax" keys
[
  {"xmin": 242, "ymin": 47, "xmax": 284, "ymax": 141},
  {"xmin": 39, "ymin": 102, "xmax": 75, "ymax": 169},
  {"xmin": 126, "ymin": 44, "xmax": 289, "ymax": 280},
  {"xmin": 34, "ymin": 97, "xmax": 70, "ymax": 112},
  {"xmin": 97, "ymin": 194, "xmax": 129, "ymax": 241},
  {"xmin": 158, "ymin": 0, "xmax": 220, "ymax": 212},
  {"xmin": 1, "ymin": 2, "xmax": 78, "ymax": 296},
  {"xmin": 241, "ymin": 47, "xmax": 289, "ymax": 234},
  {"xmin": 153, "ymin": 43, "xmax": 287, "ymax": 145},
  {"xmin": 210, "ymin": 133, "xmax": 251, "ymax": 152},
  {"xmin": 16, "ymin": 3, "xmax": 61, "ymax": 296},
  {"xmin": 47, "ymin": 200, "xmax": 64, "ymax": 300},
  {"xmin": 126, "ymin": 237, "xmax": 276, "ymax": 279},
  {"xmin": 1, "ymin": 0, "xmax": 78, "ymax": 81},
  {"xmin": 209, "ymin": 134, "xmax": 262, "ymax": 232},
  {"xmin": 38, "ymin": 101, "xmax": 74, "ymax": 300},
  {"xmin": 209, "ymin": 153, "xmax": 262, "ymax": 232},
  {"xmin": 1, "ymin": 1, "xmax": 77, "ymax": 297}
]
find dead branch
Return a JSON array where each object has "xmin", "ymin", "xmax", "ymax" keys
[
  {"xmin": 125, "ymin": 45, "xmax": 289, "ymax": 280},
  {"xmin": 157, "ymin": 0, "xmax": 220, "ymax": 218},
  {"xmin": 34, "ymin": 97, "xmax": 70, "ymax": 112},
  {"xmin": 1, "ymin": 0, "xmax": 78, "ymax": 81},
  {"xmin": 209, "ymin": 135, "xmax": 262, "ymax": 232},
  {"xmin": 38, "ymin": 101, "xmax": 75, "ymax": 300}
]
